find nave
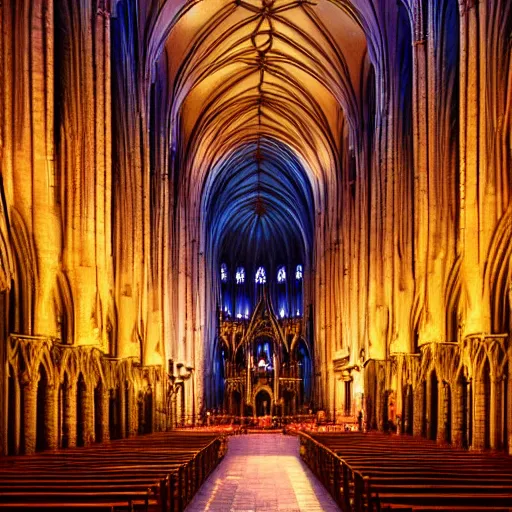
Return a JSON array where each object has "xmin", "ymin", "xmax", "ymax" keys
[{"xmin": 185, "ymin": 434, "xmax": 340, "ymax": 512}]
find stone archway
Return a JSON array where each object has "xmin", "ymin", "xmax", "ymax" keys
[{"xmin": 253, "ymin": 386, "xmax": 273, "ymax": 417}]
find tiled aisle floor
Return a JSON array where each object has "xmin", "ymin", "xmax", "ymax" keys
[{"xmin": 185, "ymin": 434, "xmax": 341, "ymax": 512}]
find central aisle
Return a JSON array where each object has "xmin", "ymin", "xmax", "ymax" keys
[{"xmin": 185, "ymin": 434, "xmax": 340, "ymax": 512}]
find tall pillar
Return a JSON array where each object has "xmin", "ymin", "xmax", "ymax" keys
[
  {"xmin": 180, "ymin": 384, "xmax": 185, "ymax": 426},
  {"xmin": 101, "ymin": 389, "xmax": 110, "ymax": 442},
  {"xmin": 472, "ymin": 378, "xmax": 486, "ymax": 450},
  {"xmin": 376, "ymin": 385, "xmax": 385, "ymax": 432},
  {"xmin": 152, "ymin": 385, "xmax": 160, "ymax": 433},
  {"xmin": 126, "ymin": 384, "xmax": 137, "ymax": 437},
  {"xmin": 63, "ymin": 382, "xmax": 77, "ymax": 448},
  {"xmin": 425, "ymin": 375, "xmax": 433, "ymax": 440},
  {"xmin": 185, "ymin": 378, "xmax": 194, "ymax": 425},
  {"xmin": 437, "ymin": 382, "xmax": 449, "ymax": 444},
  {"xmin": 451, "ymin": 381, "xmax": 464, "ymax": 448},
  {"xmin": 490, "ymin": 376, "xmax": 500, "ymax": 450},
  {"xmin": 119, "ymin": 385, "xmax": 126, "ymax": 438},
  {"xmin": 80, "ymin": 383, "xmax": 94, "ymax": 446},
  {"xmin": 45, "ymin": 384, "xmax": 58, "ymax": 450},
  {"xmin": 403, "ymin": 386, "xmax": 412, "ymax": 435},
  {"xmin": 13, "ymin": 372, "xmax": 21, "ymax": 455},
  {"xmin": 172, "ymin": 392, "xmax": 178, "ymax": 429},
  {"xmin": 22, "ymin": 377, "xmax": 38, "ymax": 455},
  {"xmin": 412, "ymin": 384, "xmax": 424, "ymax": 437}
]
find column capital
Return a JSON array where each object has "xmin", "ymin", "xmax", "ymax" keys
[{"xmin": 20, "ymin": 371, "xmax": 37, "ymax": 390}]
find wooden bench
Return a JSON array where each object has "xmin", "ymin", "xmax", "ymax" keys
[
  {"xmin": 299, "ymin": 431, "xmax": 512, "ymax": 511},
  {"xmin": 0, "ymin": 431, "xmax": 225, "ymax": 512}
]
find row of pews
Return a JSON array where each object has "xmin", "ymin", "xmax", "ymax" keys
[
  {"xmin": 0, "ymin": 431, "xmax": 226, "ymax": 511},
  {"xmin": 299, "ymin": 431, "xmax": 512, "ymax": 512}
]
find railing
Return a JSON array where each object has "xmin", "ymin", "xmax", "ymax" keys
[
  {"xmin": 297, "ymin": 432, "xmax": 373, "ymax": 512},
  {"xmin": 200, "ymin": 414, "xmax": 317, "ymax": 429},
  {"xmin": 169, "ymin": 435, "xmax": 227, "ymax": 512}
]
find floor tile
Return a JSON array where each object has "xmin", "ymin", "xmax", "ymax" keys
[{"xmin": 186, "ymin": 434, "xmax": 340, "ymax": 512}]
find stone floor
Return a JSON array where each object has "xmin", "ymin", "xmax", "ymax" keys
[{"xmin": 185, "ymin": 433, "xmax": 341, "ymax": 512}]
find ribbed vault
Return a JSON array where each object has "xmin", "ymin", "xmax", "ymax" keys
[
  {"xmin": 150, "ymin": 0, "xmax": 369, "ymax": 284},
  {"xmin": 159, "ymin": 0, "xmax": 368, "ymax": 194},
  {"xmin": 202, "ymin": 138, "xmax": 315, "ymax": 270}
]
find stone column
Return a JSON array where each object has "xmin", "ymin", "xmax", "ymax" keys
[
  {"xmin": 151, "ymin": 388, "xmax": 157, "ymax": 433},
  {"xmin": 45, "ymin": 384, "xmax": 58, "ymax": 450},
  {"xmin": 472, "ymin": 378, "xmax": 486, "ymax": 450},
  {"xmin": 403, "ymin": 385, "xmax": 412, "ymax": 435},
  {"xmin": 152, "ymin": 385, "xmax": 160, "ymax": 433},
  {"xmin": 375, "ymin": 386, "xmax": 385, "ymax": 432},
  {"xmin": 437, "ymin": 382, "xmax": 449, "ymax": 444},
  {"xmin": 171, "ymin": 392, "xmax": 177, "ymax": 429},
  {"xmin": 22, "ymin": 377, "xmax": 38, "ymax": 455},
  {"xmin": 176, "ymin": 385, "xmax": 183, "ymax": 426},
  {"xmin": 186, "ymin": 377, "xmax": 194, "ymax": 425},
  {"xmin": 101, "ymin": 389, "xmax": 110, "ymax": 442},
  {"xmin": 167, "ymin": 396, "xmax": 173, "ymax": 431},
  {"xmin": 451, "ymin": 380, "xmax": 464, "ymax": 448},
  {"xmin": 119, "ymin": 386, "xmax": 126, "ymax": 438},
  {"xmin": 489, "ymin": 376, "xmax": 500, "ymax": 450},
  {"xmin": 63, "ymin": 382, "xmax": 77, "ymax": 448},
  {"xmin": 81, "ymin": 383, "xmax": 94, "ymax": 446},
  {"xmin": 466, "ymin": 379, "xmax": 473, "ymax": 448},
  {"xmin": 412, "ymin": 384, "xmax": 424, "ymax": 437},
  {"xmin": 126, "ymin": 384, "xmax": 137, "ymax": 437},
  {"xmin": 425, "ymin": 375, "xmax": 433, "ymax": 440},
  {"xmin": 13, "ymin": 372, "xmax": 21, "ymax": 455}
]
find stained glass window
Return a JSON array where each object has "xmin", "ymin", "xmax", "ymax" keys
[
  {"xmin": 295, "ymin": 264, "xmax": 303, "ymax": 280},
  {"xmin": 255, "ymin": 266, "xmax": 266, "ymax": 284},
  {"xmin": 220, "ymin": 263, "xmax": 228, "ymax": 282},
  {"xmin": 277, "ymin": 266, "xmax": 286, "ymax": 283},
  {"xmin": 236, "ymin": 267, "xmax": 245, "ymax": 284}
]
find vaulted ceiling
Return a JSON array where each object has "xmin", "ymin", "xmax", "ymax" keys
[{"xmin": 153, "ymin": 0, "xmax": 368, "ymax": 268}]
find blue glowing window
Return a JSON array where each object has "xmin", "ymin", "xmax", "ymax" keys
[
  {"xmin": 255, "ymin": 266, "xmax": 266, "ymax": 284},
  {"xmin": 295, "ymin": 264, "xmax": 303, "ymax": 280},
  {"xmin": 277, "ymin": 266, "xmax": 286, "ymax": 283},
  {"xmin": 236, "ymin": 267, "xmax": 245, "ymax": 284},
  {"xmin": 220, "ymin": 263, "xmax": 228, "ymax": 282}
]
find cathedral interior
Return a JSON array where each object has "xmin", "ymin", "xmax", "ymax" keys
[{"xmin": 1, "ymin": 0, "xmax": 512, "ymax": 501}]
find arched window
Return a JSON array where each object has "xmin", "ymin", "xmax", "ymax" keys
[
  {"xmin": 236, "ymin": 267, "xmax": 245, "ymax": 284},
  {"xmin": 295, "ymin": 265, "xmax": 303, "ymax": 316},
  {"xmin": 255, "ymin": 266, "xmax": 266, "ymax": 284},
  {"xmin": 220, "ymin": 263, "xmax": 228, "ymax": 282},
  {"xmin": 277, "ymin": 266, "xmax": 286, "ymax": 283}
]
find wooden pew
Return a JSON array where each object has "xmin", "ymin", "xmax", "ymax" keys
[
  {"xmin": 0, "ymin": 431, "xmax": 225, "ymax": 512},
  {"xmin": 299, "ymin": 431, "xmax": 512, "ymax": 512}
]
